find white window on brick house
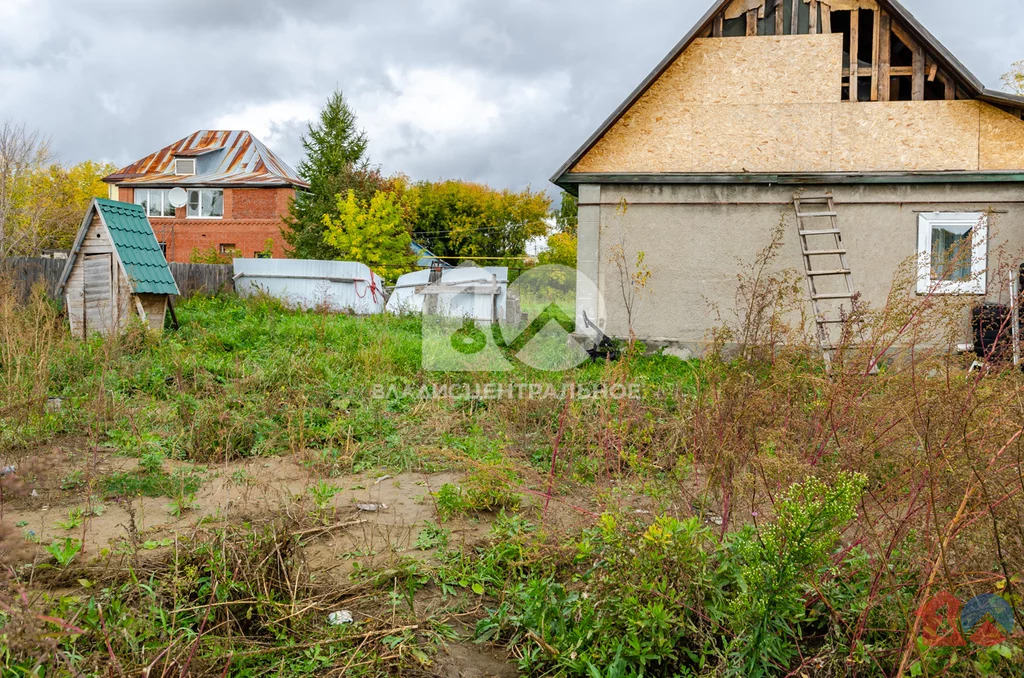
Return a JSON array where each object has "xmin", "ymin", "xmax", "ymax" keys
[
  {"xmin": 219, "ymin": 243, "xmax": 236, "ymax": 255},
  {"xmin": 174, "ymin": 158, "xmax": 196, "ymax": 176},
  {"xmin": 158, "ymin": 242, "xmax": 168, "ymax": 256},
  {"xmin": 186, "ymin": 189, "xmax": 224, "ymax": 219},
  {"xmin": 917, "ymin": 212, "xmax": 988, "ymax": 295},
  {"xmin": 133, "ymin": 189, "xmax": 176, "ymax": 217}
]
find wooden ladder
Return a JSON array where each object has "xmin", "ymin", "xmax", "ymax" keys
[{"xmin": 794, "ymin": 193, "xmax": 857, "ymax": 373}]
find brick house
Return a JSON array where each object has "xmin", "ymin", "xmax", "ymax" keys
[{"xmin": 103, "ymin": 130, "xmax": 308, "ymax": 262}]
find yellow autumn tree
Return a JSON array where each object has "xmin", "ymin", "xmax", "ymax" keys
[
  {"xmin": 322, "ymin": 189, "xmax": 416, "ymax": 280},
  {"xmin": 0, "ymin": 120, "xmax": 115, "ymax": 258},
  {"xmin": 1003, "ymin": 60, "xmax": 1024, "ymax": 96}
]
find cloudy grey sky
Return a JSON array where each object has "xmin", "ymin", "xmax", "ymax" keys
[{"xmin": 0, "ymin": 0, "xmax": 1019, "ymax": 195}]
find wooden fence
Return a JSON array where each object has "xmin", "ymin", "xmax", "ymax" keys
[
  {"xmin": 0, "ymin": 257, "xmax": 234, "ymax": 303},
  {"xmin": 1, "ymin": 257, "xmax": 65, "ymax": 302},
  {"xmin": 168, "ymin": 262, "xmax": 235, "ymax": 298}
]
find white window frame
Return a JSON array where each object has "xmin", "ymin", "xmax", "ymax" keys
[
  {"xmin": 916, "ymin": 212, "xmax": 988, "ymax": 295},
  {"xmin": 174, "ymin": 158, "xmax": 196, "ymax": 176},
  {"xmin": 186, "ymin": 188, "xmax": 224, "ymax": 220},
  {"xmin": 133, "ymin": 188, "xmax": 175, "ymax": 218}
]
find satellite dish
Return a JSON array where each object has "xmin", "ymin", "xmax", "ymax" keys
[{"xmin": 168, "ymin": 187, "xmax": 187, "ymax": 209}]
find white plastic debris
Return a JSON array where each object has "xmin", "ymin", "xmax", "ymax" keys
[
  {"xmin": 328, "ymin": 610, "xmax": 354, "ymax": 626},
  {"xmin": 386, "ymin": 265, "xmax": 508, "ymax": 320},
  {"xmin": 373, "ymin": 475, "xmax": 392, "ymax": 485},
  {"xmin": 0, "ymin": 465, "xmax": 15, "ymax": 476},
  {"xmin": 355, "ymin": 503, "xmax": 387, "ymax": 512}
]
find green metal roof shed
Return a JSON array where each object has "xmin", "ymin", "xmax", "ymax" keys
[{"xmin": 58, "ymin": 198, "xmax": 179, "ymax": 338}]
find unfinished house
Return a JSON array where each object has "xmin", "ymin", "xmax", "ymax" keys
[
  {"xmin": 553, "ymin": 0, "xmax": 1024, "ymax": 355},
  {"xmin": 58, "ymin": 199, "xmax": 180, "ymax": 338}
]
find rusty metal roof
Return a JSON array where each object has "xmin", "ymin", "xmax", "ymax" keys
[{"xmin": 104, "ymin": 130, "xmax": 309, "ymax": 188}]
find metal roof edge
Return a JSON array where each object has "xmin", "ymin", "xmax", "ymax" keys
[
  {"xmin": 980, "ymin": 88, "xmax": 1024, "ymax": 109},
  {"xmin": 109, "ymin": 179, "xmax": 305, "ymax": 189},
  {"xmin": 557, "ymin": 171, "xmax": 1024, "ymax": 187}
]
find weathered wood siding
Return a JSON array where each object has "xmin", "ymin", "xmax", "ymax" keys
[
  {"xmin": 137, "ymin": 294, "xmax": 168, "ymax": 331},
  {"xmin": 168, "ymin": 263, "xmax": 234, "ymax": 297},
  {"xmin": 0, "ymin": 257, "xmax": 64, "ymax": 302},
  {"xmin": 82, "ymin": 253, "xmax": 114, "ymax": 337},
  {"xmin": 66, "ymin": 216, "xmax": 114, "ymax": 338}
]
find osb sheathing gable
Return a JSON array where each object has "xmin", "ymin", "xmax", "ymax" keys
[
  {"xmin": 831, "ymin": 102, "xmax": 981, "ymax": 171},
  {"xmin": 980, "ymin": 105, "xmax": 1024, "ymax": 170},
  {"xmin": 571, "ymin": 34, "xmax": 1024, "ymax": 174},
  {"xmin": 665, "ymin": 35, "xmax": 842, "ymax": 105}
]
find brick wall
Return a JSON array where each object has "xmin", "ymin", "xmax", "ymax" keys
[{"xmin": 116, "ymin": 186, "xmax": 296, "ymax": 262}]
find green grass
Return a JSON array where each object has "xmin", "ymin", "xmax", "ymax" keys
[
  {"xmin": 2, "ymin": 293, "xmax": 699, "ymax": 470},
  {"xmin": 5, "ymin": 290, "xmax": 1024, "ymax": 677},
  {"xmin": 98, "ymin": 468, "xmax": 203, "ymax": 499},
  {"xmin": 0, "ymin": 291, "xmax": 713, "ymax": 676}
]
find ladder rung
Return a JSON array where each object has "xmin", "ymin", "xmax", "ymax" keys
[
  {"xmin": 795, "ymin": 194, "xmax": 834, "ymax": 201},
  {"xmin": 807, "ymin": 269, "xmax": 852, "ymax": 276},
  {"xmin": 800, "ymin": 229, "xmax": 842, "ymax": 236},
  {"xmin": 812, "ymin": 293, "xmax": 855, "ymax": 300},
  {"xmin": 796, "ymin": 211, "xmax": 838, "ymax": 218},
  {"xmin": 816, "ymin": 319, "xmax": 848, "ymax": 324},
  {"xmin": 803, "ymin": 248, "xmax": 847, "ymax": 255}
]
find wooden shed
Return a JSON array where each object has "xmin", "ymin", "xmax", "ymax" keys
[{"xmin": 58, "ymin": 198, "xmax": 180, "ymax": 338}]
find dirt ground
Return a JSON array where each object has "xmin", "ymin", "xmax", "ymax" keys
[{"xmin": 1, "ymin": 440, "xmax": 583, "ymax": 675}]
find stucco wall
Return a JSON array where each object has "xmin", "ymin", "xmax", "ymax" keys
[{"xmin": 581, "ymin": 182, "xmax": 1024, "ymax": 349}]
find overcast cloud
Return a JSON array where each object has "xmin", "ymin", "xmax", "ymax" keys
[{"xmin": 0, "ymin": 0, "xmax": 1019, "ymax": 196}]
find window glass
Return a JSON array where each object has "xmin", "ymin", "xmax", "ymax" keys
[
  {"xmin": 150, "ymin": 190, "xmax": 163, "ymax": 217},
  {"xmin": 917, "ymin": 213, "xmax": 987, "ymax": 295},
  {"xmin": 134, "ymin": 189, "xmax": 177, "ymax": 217},
  {"xmin": 161, "ymin": 189, "xmax": 176, "ymax": 217},
  {"xmin": 134, "ymin": 190, "xmax": 149, "ymax": 215},
  {"xmin": 186, "ymin": 189, "xmax": 224, "ymax": 218},
  {"xmin": 187, "ymin": 190, "xmax": 201, "ymax": 218},
  {"xmin": 929, "ymin": 223, "xmax": 972, "ymax": 282},
  {"xmin": 204, "ymin": 189, "xmax": 224, "ymax": 218}
]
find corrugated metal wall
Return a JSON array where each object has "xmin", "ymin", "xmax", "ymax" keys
[{"xmin": 232, "ymin": 259, "xmax": 385, "ymax": 314}]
